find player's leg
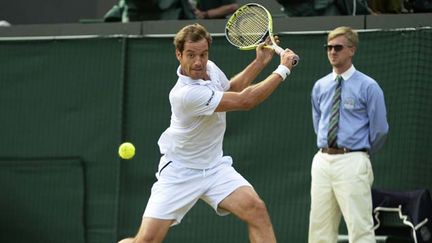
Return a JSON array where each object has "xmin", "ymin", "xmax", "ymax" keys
[
  {"xmin": 118, "ymin": 238, "xmax": 134, "ymax": 243},
  {"xmin": 219, "ymin": 186, "xmax": 276, "ymax": 243},
  {"xmin": 308, "ymin": 152, "xmax": 342, "ymax": 243},
  {"xmin": 118, "ymin": 218, "xmax": 174, "ymax": 243},
  {"xmin": 119, "ymin": 159, "xmax": 202, "ymax": 243},
  {"xmin": 333, "ymin": 152, "xmax": 375, "ymax": 243},
  {"xmin": 201, "ymin": 159, "xmax": 276, "ymax": 243}
]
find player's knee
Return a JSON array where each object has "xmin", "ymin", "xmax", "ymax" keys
[
  {"xmin": 243, "ymin": 197, "xmax": 269, "ymax": 219},
  {"xmin": 118, "ymin": 238, "xmax": 134, "ymax": 243},
  {"xmin": 135, "ymin": 234, "xmax": 163, "ymax": 243}
]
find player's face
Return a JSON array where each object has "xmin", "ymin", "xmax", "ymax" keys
[
  {"xmin": 326, "ymin": 35, "xmax": 355, "ymax": 69},
  {"xmin": 176, "ymin": 39, "xmax": 209, "ymax": 80}
]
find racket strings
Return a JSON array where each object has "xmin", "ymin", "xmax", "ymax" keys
[{"xmin": 226, "ymin": 6, "xmax": 269, "ymax": 47}]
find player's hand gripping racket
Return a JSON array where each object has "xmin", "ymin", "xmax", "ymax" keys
[{"xmin": 225, "ymin": 3, "xmax": 299, "ymax": 66}]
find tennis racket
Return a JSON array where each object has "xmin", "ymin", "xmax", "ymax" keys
[{"xmin": 225, "ymin": 3, "xmax": 299, "ymax": 66}]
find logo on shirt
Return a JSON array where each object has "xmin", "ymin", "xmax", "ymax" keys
[
  {"xmin": 344, "ymin": 97, "xmax": 355, "ymax": 109},
  {"xmin": 206, "ymin": 90, "xmax": 215, "ymax": 106}
]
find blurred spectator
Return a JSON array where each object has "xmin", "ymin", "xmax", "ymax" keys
[
  {"xmin": 104, "ymin": 0, "xmax": 238, "ymax": 22},
  {"xmin": 335, "ymin": 0, "xmax": 372, "ymax": 15},
  {"xmin": 399, "ymin": 0, "xmax": 432, "ymax": 13},
  {"xmin": 190, "ymin": 0, "xmax": 238, "ymax": 19},
  {"xmin": 349, "ymin": 0, "xmax": 431, "ymax": 14},
  {"xmin": 277, "ymin": 0, "xmax": 373, "ymax": 17},
  {"xmin": 414, "ymin": 0, "xmax": 432, "ymax": 12},
  {"xmin": 368, "ymin": 0, "xmax": 404, "ymax": 13},
  {"xmin": 104, "ymin": 0, "xmax": 160, "ymax": 22},
  {"xmin": 277, "ymin": 0, "xmax": 431, "ymax": 16},
  {"xmin": 277, "ymin": 0, "xmax": 341, "ymax": 17},
  {"xmin": 104, "ymin": 0, "xmax": 193, "ymax": 22}
]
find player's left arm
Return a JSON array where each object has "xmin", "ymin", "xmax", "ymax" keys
[
  {"xmin": 215, "ymin": 50, "xmax": 296, "ymax": 112},
  {"xmin": 368, "ymin": 83, "xmax": 389, "ymax": 154},
  {"xmin": 228, "ymin": 42, "xmax": 275, "ymax": 92}
]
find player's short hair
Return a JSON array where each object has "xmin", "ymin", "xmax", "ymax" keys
[
  {"xmin": 328, "ymin": 26, "xmax": 359, "ymax": 48},
  {"xmin": 174, "ymin": 23, "xmax": 212, "ymax": 53}
]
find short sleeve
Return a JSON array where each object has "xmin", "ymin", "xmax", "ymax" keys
[{"xmin": 181, "ymin": 85, "xmax": 224, "ymax": 117}]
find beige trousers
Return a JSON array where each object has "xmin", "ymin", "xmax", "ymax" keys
[{"xmin": 308, "ymin": 151, "xmax": 375, "ymax": 243}]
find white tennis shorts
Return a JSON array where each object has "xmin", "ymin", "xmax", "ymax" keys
[{"xmin": 143, "ymin": 156, "xmax": 252, "ymax": 225}]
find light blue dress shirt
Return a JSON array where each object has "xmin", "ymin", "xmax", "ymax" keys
[{"xmin": 311, "ymin": 65, "xmax": 389, "ymax": 154}]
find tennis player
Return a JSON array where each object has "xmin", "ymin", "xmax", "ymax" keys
[
  {"xmin": 119, "ymin": 23, "xmax": 298, "ymax": 243},
  {"xmin": 309, "ymin": 26, "xmax": 389, "ymax": 242}
]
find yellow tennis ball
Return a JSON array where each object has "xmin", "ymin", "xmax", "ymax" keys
[{"xmin": 118, "ymin": 142, "xmax": 135, "ymax": 159}]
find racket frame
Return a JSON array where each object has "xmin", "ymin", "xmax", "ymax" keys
[
  {"xmin": 225, "ymin": 3, "xmax": 298, "ymax": 65},
  {"xmin": 225, "ymin": 3, "xmax": 272, "ymax": 51}
]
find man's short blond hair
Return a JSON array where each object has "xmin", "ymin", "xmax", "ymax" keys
[{"xmin": 328, "ymin": 26, "xmax": 359, "ymax": 47}]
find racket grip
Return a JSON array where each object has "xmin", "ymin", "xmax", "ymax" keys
[
  {"xmin": 274, "ymin": 45, "xmax": 285, "ymax": 55},
  {"xmin": 292, "ymin": 55, "xmax": 299, "ymax": 66},
  {"xmin": 275, "ymin": 45, "xmax": 300, "ymax": 67}
]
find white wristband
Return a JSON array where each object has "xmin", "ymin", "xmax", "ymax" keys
[{"xmin": 272, "ymin": 65, "xmax": 291, "ymax": 81}]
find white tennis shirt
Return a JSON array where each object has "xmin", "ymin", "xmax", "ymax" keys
[{"xmin": 158, "ymin": 60, "xmax": 232, "ymax": 169}]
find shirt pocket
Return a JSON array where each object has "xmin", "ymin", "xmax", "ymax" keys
[{"xmin": 343, "ymin": 96, "xmax": 366, "ymax": 112}]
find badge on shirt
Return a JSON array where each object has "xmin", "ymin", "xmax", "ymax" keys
[{"xmin": 343, "ymin": 97, "xmax": 355, "ymax": 110}]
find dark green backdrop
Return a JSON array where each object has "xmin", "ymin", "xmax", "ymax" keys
[{"xmin": 0, "ymin": 29, "xmax": 431, "ymax": 243}]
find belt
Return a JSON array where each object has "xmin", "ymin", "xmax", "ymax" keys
[{"xmin": 321, "ymin": 147, "xmax": 368, "ymax": 155}]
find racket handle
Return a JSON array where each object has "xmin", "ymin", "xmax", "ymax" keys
[
  {"xmin": 292, "ymin": 55, "xmax": 299, "ymax": 67},
  {"xmin": 274, "ymin": 45, "xmax": 285, "ymax": 55},
  {"xmin": 274, "ymin": 45, "xmax": 300, "ymax": 67}
]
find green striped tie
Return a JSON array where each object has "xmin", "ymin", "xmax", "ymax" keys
[{"xmin": 328, "ymin": 75, "xmax": 343, "ymax": 148}]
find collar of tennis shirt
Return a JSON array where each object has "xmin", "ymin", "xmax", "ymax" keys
[{"xmin": 176, "ymin": 66, "xmax": 212, "ymax": 86}]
